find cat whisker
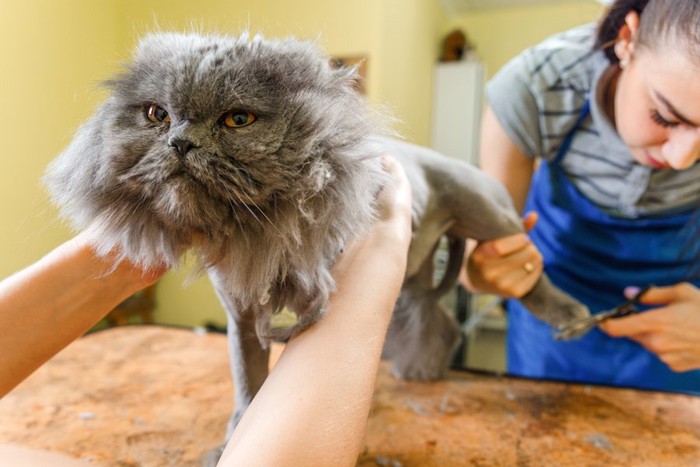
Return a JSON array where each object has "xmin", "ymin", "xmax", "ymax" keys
[
  {"xmin": 227, "ymin": 198, "xmax": 245, "ymax": 233},
  {"xmin": 107, "ymin": 175, "xmax": 151, "ymax": 220},
  {"xmin": 238, "ymin": 189, "xmax": 284, "ymax": 238},
  {"xmin": 230, "ymin": 189, "xmax": 266, "ymax": 230}
]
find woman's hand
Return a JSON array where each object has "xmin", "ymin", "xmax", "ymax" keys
[
  {"xmin": 460, "ymin": 211, "xmax": 542, "ymax": 298},
  {"xmin": 218, "ymin": 156, "xmax": 412, "ymax": 467},
  {"xmin": 599, "ymin": 283, "xmax": 700, "ymax": 372},
  {"xmin": 334, "ymin": 155, "xmax": 413, "ymax": 278},
  {"xmin": 76, "ymin": 228, "xmax": 168, "ymax": 293},
  {"xmin": 0, "ymin": 230, "xmax": 169, "ymax": 397}
]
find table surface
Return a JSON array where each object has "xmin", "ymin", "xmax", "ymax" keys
[{"xmin": 1, "ymin": 326, "xmax": 699, "ymax": 466}]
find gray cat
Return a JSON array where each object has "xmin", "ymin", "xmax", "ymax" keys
[{"xmin": 44, "ymin": 32, "xmax": 589, "ymax": 460}]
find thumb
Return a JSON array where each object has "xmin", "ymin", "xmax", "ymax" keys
[
  {"xmin": 624, "ymin": 285, "xmax": 673, "ymax": 306},
  {"xmin": 522, "ymin": 211, "xmax": 538, "ymax": 232}
]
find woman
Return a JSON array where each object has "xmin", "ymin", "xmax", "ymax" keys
[{"xmin": 463, "ymin": 0, "xmax": 700, "ymax": 392}]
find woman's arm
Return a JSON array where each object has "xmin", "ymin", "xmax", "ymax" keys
[
  {"xmin": 218, "ymin": 156, "xmax": 413, "ymax": 467},
  {"xmin": 460, "ymin": 106, "xmax": 542, "ymax": 298},
  {"xmin": 0, "ymin": 231, "xmax": 165, "ymax": 397},
  {"xmin": 599, "ymin": 283, "xmax": 700, "ymax": 372},
  {"xmin": 479, "ymin": 106, "xmax": 536, "ymax": 215}
]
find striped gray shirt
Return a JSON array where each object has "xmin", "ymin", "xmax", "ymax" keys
[{"xmin": 487, "ymin": 24, "xmax": 700, "ymax": 218}]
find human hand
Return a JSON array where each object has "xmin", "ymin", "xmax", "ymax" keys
[
  {"xmin": 462, "ymin": 211, "xmax": 542, "ymax": 298},
  {"xmin": 74, "ymin": 228, "xmax": 168, "ymax": 293},
  {"xmin": 334, "ymin": 155, "xmax": 413, "ymax": 275},
  {"xmin": 371, "ymin": 155, "xmax": 414, "ymax": 248},
  {"xmin": 599, "ymin": 283, "xmax": 700, "ymax": 372},
  {"xmin": 220, "ymin": 157, "xmax": 412, "ymax": 467}
]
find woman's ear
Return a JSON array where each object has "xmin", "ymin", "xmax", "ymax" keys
[{"xmin": 614, "ymin": 11, "xmax": 640, "ymax": 64}]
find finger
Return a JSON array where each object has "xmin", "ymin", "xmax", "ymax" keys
[
  {"xmin": 598, "ymin": 310, "xmax": 660, "ymax": 337},
  {"xmin": 376, "ymin": 155, "xmax": 412, "ymax": 221},
  {"xmin": 470, "ymin": 243, "xmax": 542, "ymax": 297},
  {"xmin": 380, "ymin": 154, "xmax": 400, "ymax": 177},
  {"xmin": 522, "ymin": 211, "xmax": 538, "ymax": 232},
  {"xmin": 471, "ymin": 239, "xmax": 540, "ymax": 273},
  {"xmin": 626, "ymin": 335, "xmax": 694, "ymax": 372},
  {"xmin": 624, "ymin": 284, "xmax": 692, "ymax": 306},
  {"xmin": 661, "ymin": 353, "xmax": 699, "ymax": 373},
  {"xmin": 480, "ymin": 233, "xmax": 531, "ymax": 258}
]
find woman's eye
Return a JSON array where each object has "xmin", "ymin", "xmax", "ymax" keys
[
  {"xmin": 222, "ymin": 110, "xmax": 256, "ymax": 128},
  {"xmin": 649, "ymin": 109, "xmax": 679, "ymax": 129},
  {"xmin": 145, "ymin": 104, "xmax": 171, "ymax": 123}
]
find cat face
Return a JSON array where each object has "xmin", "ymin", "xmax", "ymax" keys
[
  {"xmin": 74, "ymin": 33, "xmax": 368, "ymax": 236},
  {"xmin": 46, "ymin": 31, "xmax": 386, "ymax": 282}
]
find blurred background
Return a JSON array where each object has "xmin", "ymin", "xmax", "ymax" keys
[{"xmin": 0, "ymin": 0, "xmax": 604, "ymax": 338}]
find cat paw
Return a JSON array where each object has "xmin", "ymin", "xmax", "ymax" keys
[
  {"xmin": 391, "ymin": 361, "xmax": 447, "ymax": 381},
  {"xmin": 521, "ymin": 275, "xmax": 590, "ymax": 327}
]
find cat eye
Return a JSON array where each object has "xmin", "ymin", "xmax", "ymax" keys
[
  {"xmin": 221, "ymin": 110, "xmax": 256, "ymax": 128},
  {"xmin": 145, "ymin": 104, "xmax": 171, "ymax": 123}
]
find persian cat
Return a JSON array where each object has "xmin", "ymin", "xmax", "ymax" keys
[{"xmin": 44, "ymin": 32, "xmax": 589, "ymax": 456}]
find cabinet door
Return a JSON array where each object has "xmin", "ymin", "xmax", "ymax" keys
[{"xmin": 430, "ymin": 61, "xmax": 485, "ymax": 166}]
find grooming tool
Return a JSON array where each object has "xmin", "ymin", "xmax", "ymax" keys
[{"xmin": 554, "ymin": 285, "xmax": 652, "ymax": 340}]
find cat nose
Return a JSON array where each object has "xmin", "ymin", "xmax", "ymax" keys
[{"xmin": 168, "ymin": 137, "xmax": 196, "ymax": 156}]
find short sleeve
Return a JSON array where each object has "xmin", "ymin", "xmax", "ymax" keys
[
  {"xmin": 486, "ymin": 55, "xmax": 543, "ymax": 159},
  {"xmin": 485, "ymin": 24, "xmax": 598, "ymax": 162}
]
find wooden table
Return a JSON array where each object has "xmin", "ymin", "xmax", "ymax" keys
[{"xmin": 1, "ymin": 326, "xmax": 698, "ymax": 466}]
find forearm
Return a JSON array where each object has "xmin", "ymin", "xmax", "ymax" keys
[
  {"xmin": 479, "ymin": 106, "xmax": 534, "ymax": 214},
  {"xmin": 219, "ymin": 226, "xmax": 408, "ymax": 466},
  {"xmin": 0, "ymin": 234, "xmax": 159, "ymax": 397}
]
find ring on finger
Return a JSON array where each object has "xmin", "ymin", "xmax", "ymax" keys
[{"xmin": 523, "ymin": 262, "xmax": 534, "ymax": 274}]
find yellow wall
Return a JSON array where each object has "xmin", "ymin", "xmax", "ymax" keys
[
  {"xmin": 445, "ymin": 2, "xmax": 604, "ymax": 78},
  {"xmin": 0, "ymin": 0, "xmax": 603, "ymax": 329},
  {"xmin": 0, "ymin": 0, "xmax": 119, "ymax": 276}
]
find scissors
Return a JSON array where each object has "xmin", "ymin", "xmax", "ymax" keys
[{"xmin": 554, "ymin": 285, "xmax": 652, "ymax": 340}]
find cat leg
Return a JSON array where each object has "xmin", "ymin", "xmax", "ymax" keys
[
  {"xmin": 432, "ymin": 164, "xmax": 589, "ymax": 325},
  {"xmin": 385, "ymin": 241, "xmax": 462, "ymax": 381},
  {"xmin": 206, "ymin": 271, "xmax": 270, "ymax": 466},
  {"xmin": 390, "ymin": 144, "xmax": 590, "ymax": 327},
  {"xmin": 223, "ymin": 311, "xmax": 270, "ymax": 433},
  {"xmin": 385, "ymin": 283, "xmax": 462, "ymax": 381}
]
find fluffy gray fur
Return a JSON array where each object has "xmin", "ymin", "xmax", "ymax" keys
[
  {"xmin": 44, "ymin": 32, "xmax": 590, "ymax": 463},
  {"xmin": 45, "ymin": 32, "xmax": 389, "ymax": 339}
]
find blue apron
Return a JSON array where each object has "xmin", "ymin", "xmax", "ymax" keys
[{"xmin": 506, "ymin": 101, "xmax": 700, "ymax": 393}]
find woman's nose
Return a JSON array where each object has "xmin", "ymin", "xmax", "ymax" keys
[{"xmin": 662, "ymin": 127, "xmax": 700, "ymax": 170}]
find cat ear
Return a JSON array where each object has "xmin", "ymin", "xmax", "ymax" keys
[{"xmin": 330, "ymin": 59, "xmax": 364, "ymax": 94}]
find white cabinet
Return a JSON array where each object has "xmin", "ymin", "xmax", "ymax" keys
[{"xmin": 430, "ymin": 60, "xmax": 485, "ymax": 166}]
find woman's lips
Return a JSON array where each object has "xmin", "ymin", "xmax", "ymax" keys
[{"xmin": 644, "ymin": 151, "xmax": 670, "ymax": 169}]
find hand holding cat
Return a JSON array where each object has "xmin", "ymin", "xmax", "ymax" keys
[
  {"xmin": 333, "ymin": 154, "xmax": 413, "ymax": 283},
  {"xmin": 0, "ymin": 230, "xmax": 168, "ymax": 397},
  {"xmin": 79, "ymin": 226, "xmax": 169, "ymax": 291},
  {"xmin": 599, "ymin": 283, "xmax": 700, "ymax": 372},
  {"xmin": 372, "ymin": 155, "xmax": 414, "ymax": 247},
  {"xmin": 219, "ymin": 156, "xmax": 412, "ymax": 466},
  {"xmin": 461, "ymin": 211, "xmax": 543, "ymax": 298}
]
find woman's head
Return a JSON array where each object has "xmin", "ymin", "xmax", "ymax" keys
[{"xmin": 596, "ymin": 0, "xmax": 700, "ymax": 170}]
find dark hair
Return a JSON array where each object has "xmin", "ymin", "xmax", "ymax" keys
[{"xmin": 595, "ymin": 0, "xmax": 700, "ymax": 63}]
